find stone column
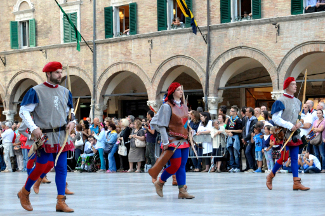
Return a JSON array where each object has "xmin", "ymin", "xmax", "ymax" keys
[
  {"xmin": 2, "ymin": 110, "xmax": 17, "ymax": 122},
  {"xmin": 271, "ymin": 90, "xmax": 284, "ymax": 100},
  {"xmin": 204, "ymin": 97, "xmax": 223, "ymax": 115},
  {"xmin": 147, "ymin": 100, "xmax": 161, "ymax": 113},
  {"xmin": 94, "ymin": 103, "xmax": 105, "ymax": 122}
]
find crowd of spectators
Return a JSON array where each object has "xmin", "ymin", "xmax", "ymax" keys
[
  {"xmin": 305, "ymin": 0, "xmax": 325, "ymax": 13},
  {"xmin": 1, "ymin": 100, "xmax": 325, "ymax": 175}
]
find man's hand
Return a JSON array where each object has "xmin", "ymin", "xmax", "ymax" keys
[
  {"xmin": 66, "ymin": 121, "xmax": 75, "ymax": 134},
  {"xmin": 316, "ymin": 2, "xmax": 320, "ymax": 7},
  {"xmin": 228, "ymin": 132, "xmax": 233, "ymax": 137},
  {"xmin": 163, "ymin": 144, "xmax": 169, "ymax": 151},
  {"xmin": 32, "ymin": 127, "xmax": 43, "ymax": 140},
  {"xmin": 306, "ymin": 5, "xmax": 310, "ymax": 10},
  {"xmin": 291, "ymin": 125, "xmax": 298, "ymax": 132}
]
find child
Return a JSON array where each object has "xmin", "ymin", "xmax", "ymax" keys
[
  {"xmin": 211, "ymin": 120, "xmax": 227, "ymax": 173},
  {"xmin": 262, "ymin": 125, "xmax": 273, "ymax": 173},
  {"xmin": 269, "ymin": 126, "xmax": 283, "ymax": 162},
  {"xmin": 251, "ymin": 122, "xmax": 264, "ymax": 173}
]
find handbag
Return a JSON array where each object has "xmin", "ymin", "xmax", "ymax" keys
[
  {"xmin": 310, "ymin": 120, "xmax": 324, "ymax": 146},
  {"xmin": 118, "ymin": 138, "xmax": 127, "ymax": 156},
  {"xmin": 135, "ymin": 130, "xmax": 146, "ymax": 148},
  {"xmin": 75, "ymin": 132, "xmax": 84, "ymax": 147}
]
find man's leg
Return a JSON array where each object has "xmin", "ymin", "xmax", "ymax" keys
[
  {"xmin": 318, "ymin": 142, "xmax": 325, "ymax": 171},
  {"xmin": 245, "ymin": 144, "xmax": 254, "ymax": 169},
  {"xmin": 176, "ymin": 148, "xmax": 194, "ymax": 199},
  {"xmin": 3, "ymin": 144, "xmax": 12, "ymax": 171},
  {"xmin": 290, "ymin": 145, "xmax": 310, "ymax": 191},
  {"xmin": 148, "ymin": 142, "xmax": 156, "ymax": 167},
  {"xmin": 228, "ymin": 146, "xmax": 235, "ymax": 169},
  {"xmin": 234, "ymin": 148, "xmax": 240, "ymax": 170}
]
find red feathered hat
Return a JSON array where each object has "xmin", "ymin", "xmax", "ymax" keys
[
  {"xmin": 283, "ymin": 77, "xmax": 295, "ymax": 90},
  {"xmin": 164, "ymin": 82, "xmax": 181, "ymax": 102},
  {"xmin": 42, "ymin": 61, "xmax": 63, "ymax": 72}
]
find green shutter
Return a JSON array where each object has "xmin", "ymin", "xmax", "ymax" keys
[
  {"xmin": 29, "ymin": 19, "xmax": 36, "ymax": 47},
  {"xmin": 220, "ymin": 0, "xmax": 231, "ymax": 23},
  {"xmin": 185, "ymin": 0, "xmax": 192, "ymax": 28},
  {"xmin": 129, "ymin": 3, "xmax": 137, "ymax": 35},
  {"xmin": 70, "ymin": 12, "xmax": 78, "ymax": 42},
  {"xmin": 63, "ymin": 14, "xmax": 71, "ymax": 43},
  {"xmin": 157, "ymin": 0, "xmax": 167, "ymax": 31},
  {"xmin": 252, "ymin": 0, "xmax": 261, "ymax": 19},
  {"xmin": 104, "ymin": 7, "xmax": 113, "ymax": 38},
  {"xmin": 291, "ymin": 0, "xmax": 303, "ymax": 15},
  {"xmin": 10, "ymin": 21, "xmax": 19, "ymax": 49}
]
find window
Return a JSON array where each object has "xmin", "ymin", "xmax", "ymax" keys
[
  {"xmin": 10, "ymin": 19, "xmax": 36, "ymax": 49},
  {"xmin": 104, "ymin": 3, "xmax": 137, "ymax": 38},
  {"xmin": 220, "ymin": 0, "xmax": 261, "ymax": 23},
  {"xmin": 59, "ymin": 1, "xmax": 81, "ymax": 44},
  {"xmin": 291, "ymin": 0, "xmax": 303, "ymax": 15},
  {"xmin": 63, "ymin": 12, "xmax": 78, "ymax": 43}
]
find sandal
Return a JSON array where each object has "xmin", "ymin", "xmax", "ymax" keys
[
  {"xmin": 127, "ymin": 169, "xmax": 134, "ymax": 173},
  {"xmin": 135, "ymin": 170, "xmax": 141, "ymax": 173}
]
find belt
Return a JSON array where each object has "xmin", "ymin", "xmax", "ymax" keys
[{"xmin": 42, "ymin": 125, "xmax": 66, "ymax": 134}]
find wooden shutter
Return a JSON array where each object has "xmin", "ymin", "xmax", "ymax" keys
[
  {"xmin": 29, "ymin": 19, "xmax": 36, "ymax": 47},
  {"xmin": 63, "ymin": 14, "xmax": 71, "ymax": 43},
  {"xmin": 220, "ymin": 0, "xmax": 231, "ymax": 23},
  {"xmin": 10, "ymin": 21, "xmax": 19, "ymax": 49},
  {"xmin": 252, "ymin": 0, "xmax": 261, "ymax": 19},
  {"xmin": 104, "ymin": 7, "xmax": 113, "ymax": 38},
  {"xmin": 291, "ymin": 0, "xmax": 303, "ymax": 15},
  {"xmin": 185, "ymin": 0, "xmax": 192, "ymax": 28},
  {"xmin": 129, "ymin": 3, "xmax": 137, "ymax": 35},
  {"xmin": 157, "ymin": 0, "xmax": 167, "ymax": 31},
  {"xmin": 70, "ymin": 12, "xmax": 78, "ymax": 42}
]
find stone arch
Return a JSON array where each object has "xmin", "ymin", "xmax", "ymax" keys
[
  {"xmin": 13, "ymin": 0, "xmax": 34, "ymax": 12},
  {"xmin": 97, "ymin": 62, "xmax": 151, "ymax": 104},
  {"xmin": 278, "ymin": 41, "xmax": 325, "ymax": 88},
  {"xmin": 5, "ymin": 70, "xmax": 44, "ymax": 110},
  {"xmin": 209, "ymin": 46, "xmax": 277, "ymax": 97},
  {"xmin": 151, "ymin": 55, "xmax": 206, "ymax": 100},
  {"xmin": 61, "ymin": 66, "xmax": 93, "ymax": 95}
]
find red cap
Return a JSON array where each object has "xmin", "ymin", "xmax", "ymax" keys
[
  {"xmin": 42, "ymin": 61, "xmax": 62, "ymax": 72},
  {"xmin": 164, "ymin": 82, "xmax": 181, "ymax": 102},
  {"xmin": 283, "ymin": 77, "xmax": 295, "ymax": 90}
]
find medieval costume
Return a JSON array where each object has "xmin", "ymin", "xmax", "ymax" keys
[
  {"xmin": 17, "ymin": 62, "xmax": 75, "ymax": 212},
  {"xmin": 150, "ymin": 82, "xmax": 195, "ymax": 199},
  {"xmin": 266, "ymin": 77, "xmax": 310, "ymax": 191}
]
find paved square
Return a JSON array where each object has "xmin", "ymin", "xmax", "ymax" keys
[{"xmin": 1, "ymin": 172, "xmax": 324, "ymax": 216}]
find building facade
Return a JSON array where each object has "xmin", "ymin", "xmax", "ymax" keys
[{"xmin": 0, "ymin": 0, "xmax": 324, "ymax": 121}]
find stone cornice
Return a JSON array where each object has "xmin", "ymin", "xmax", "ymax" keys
[{"xmin": 13, "ymin": 8, "xmax": 35, "ymax": 15}]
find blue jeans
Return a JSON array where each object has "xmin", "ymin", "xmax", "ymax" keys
[
  {"xmin": 313, "ymin": 142, "xmax": 325, "ymax": 170},
  {"xmin": 97, "ymin": 148, "xmax": 106, "ymax": 170},
  {"xmin": 305, "ymin": 166, "xmax": 321, "ymax": 173},
  {"xmin": 190, "ymin": 144, "xmax": 202, "ymax": 169},
  {"xmin": 245, "ymin": 143, "xmax": 255, "ymax": 169},
  {"xmin": 228, "ymin": 146, "xmax": 240, "ymax": 169},
  {"xmin": 22, "ymin": 148, "xmax": 28, "ymax": 171},
  {"xmin": 0, "ymin": 153, "xmax": 6, "ymax": 170},
  {"xmin": 108, "ymin": 144, "xmax": 118, "ymax": 171},
  {"xmin": 75, "ymin": 148, "xmax": 82, "ymax": 162}
]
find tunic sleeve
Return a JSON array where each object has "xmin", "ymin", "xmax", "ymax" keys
[
  {"xmin": 150, "ymin": 103, "xmax": 171, "ymax": 130},
  {"xmin": 21, "ymin": 88, "xmax": 39, "ymax": 106}
]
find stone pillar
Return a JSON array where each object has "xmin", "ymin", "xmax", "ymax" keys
[
  {"xmin": 2, "ymin": 110, "xmax": 17, "ymax": 122},
  {"xmin": 204, "ymin": 97, "xmax": 223, "ymax": 115},
  {"xmin": 147, "ymin": 100, "xmax": 161, "ymax": 113},
  {"xmin": 271, "ymin": 90, "xmax": 284, "ymax": 100},
  {"xmin": 94, "ymin": 103, "xmax": 105, "ymax": 122}
]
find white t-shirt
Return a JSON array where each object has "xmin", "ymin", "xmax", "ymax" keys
[
  {"xmin": 309, "ymin": 154, "xmax": 321, "ymax": 170},
  {"xmin": 198, "ymin": 120, "xmax": 213, "ymax": 154},
  {"xmin": 300, "ymin": 112, "xmax": 313, "ymax": 137},
  {"xmin": 1, "ymin": 128, "xmax": 15, "ymax": 143}
]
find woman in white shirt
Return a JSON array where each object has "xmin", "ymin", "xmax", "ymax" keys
[
  {"xmin": 1, "ymin": 122, "xmax": 15, "ymax": 172},
  {"xmin": 197, "ymin": 112, "xmax": 213, "ymax": 172}
]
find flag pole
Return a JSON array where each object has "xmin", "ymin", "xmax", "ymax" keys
[
  {"xmin": 92, "ymin": 0, "xmax": 97, "ymax": 120},
  {"xmin": 204, "ymin": 0, "xmax": 211, "ymax": 111}
]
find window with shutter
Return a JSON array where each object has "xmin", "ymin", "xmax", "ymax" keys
[
  {"xmin": 105, "ymin": 7, "xmax": 114, "ymax": 38},
  {"xmin": 10, "ymin": 21, "xmax": 19, "ymax": 49},
  {"xmin": 185, "ymin": 0, "xmax": 192, "ymax": 28},
  {"xmin": 63, "ymin": 13, "xmax": 78, "ymax": 43},
  {"xmin": 70, "ymin": 13, "xmax": 78, "ymax": 42},
  {"xmin": 157, "ymin": 0, "xmax": 167, "ymax": 31},
  {"xmin": 252, "ymin": 0, "xmax": 261, "ymax": 19},
  {"xmin": 29, "ymin": 19, "xmax": 36, "ymax": 47},
  {"xmin": 129, "ymin": 3, "xmax": 137, "ymax": 35},
  {"xmin": 220, "ymin": 0, "xmax": 231, "ymax": 23},
  {"xmin": 291, "ymin": 0, "xmax": 303, "ymax": 15}
]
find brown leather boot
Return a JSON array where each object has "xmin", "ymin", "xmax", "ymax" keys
[
  {"xmin": 293, "ymin": 177, "xmax": 310, "ymax": 191},
  {"xmin": 42, "ymin": 176, "xmax": 51, "ymax": 184},
  {"xmin": 65, "ymin": 182, "xmax": 74, "ymax": 195},
  {"xmin": 266, "ymin": 171, "xmax": 275, "ymax": 190},
  {"xmin": 172, "ymin": 175, "xmax": 178, "ymax": 186},
  {"xmin": 56, "ymin": 195, "xmax": 74, "ymax": 212},
  {"xmin": 178, "ymin": 186, "xmax": 195, "ymax": 199},
  {"xmin": 33, "ymin": 178, "xmax": 42, "ymax": 194},
  {"xmin": 17, "ymin": 187, "xmax": 33, "ymax": 211},
  {"xmin": 154, "ymin": 179, "xmax": 165, "ymax": 197}
]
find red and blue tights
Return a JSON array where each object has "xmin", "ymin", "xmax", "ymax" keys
[
  {"xmin": 24, "ymin": 149, "xmax": 67, "ymax": 195},
  {"xmin": 26, "ymin": 150, "xmax": 54, "ymax": 179},
  {"xmin": 272, "ymin": 145, "xmax": 299, "ymax": 177},
  {"xmin": 160, "ymin": 147, "xmax": 189, "ymax": 188}
]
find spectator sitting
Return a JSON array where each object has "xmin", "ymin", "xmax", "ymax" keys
[
  {"xmin": 316, "ymin": 0, "xmax": 325, "ymax": 11},
  {"xmin": 225, "ymin": 106, "xmax": 243, "ymax": 173},
  {"xmin": 90, "ymin": 117, "xmax": 100, "ymax": 135},
  {"xmin": 300, "ymin": 151, "xmax": 321, "ymax": 173},
  {"xmin": 242, "ymin": 11, "xmax": 251, "ymax": 20},
  {"xmin": 243, "ymin": 107, "xmax": 258, "ymax": 173},
  {"xmin": 106, "ymin": 123, "xmax": 118, "ymax": 173},
  {"xmin": 282, "ymin": 157, "xmax": 292, "ymax": 173},
  {"xmin": 305, "ymin": 0, "xmax": 317, "ymax": 13},
  {"xmin": 262, "ymin": 125, "xmax": 273, "ymax": 173},
  {"xmin": 211, "ymin": 120, "xmax": 227, "ymax": 173},
  {"xmin": 0, "ymin": 122, "xmax": 15, "ymax": 173},
  {"xmin": 189, "ymin": 110, "xmax": 202, "ymax": 172},
  {"xmin": 254, "ymin": 107, "xmax": 265, "ymax": 121},
  {"xmin": 218, "ymin": 114, "xmax": 227, "ymax": 129},
  {"xmin": 252, "ymin": 122, "xmax": 264, "ymax": 173},
  {"xmin": 197, "ymin": 112, "xmax": 213, "ymax": 172},
  {"xmin": 77, "ymin": 136, "xmax": 95, "ymax": 171}
]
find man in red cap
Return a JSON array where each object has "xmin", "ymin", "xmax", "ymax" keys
[
  {"xmin": 266, "ymin": 77, "xmax": 310, "ymax": 191},
  {"xmin": 17, "ymin": 61, "xmax": 75, "ymax": 212}
]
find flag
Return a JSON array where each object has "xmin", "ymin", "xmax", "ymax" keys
[
  {"xmin": 55, "ymin": 1, "xmax": 81, "ymax": 51},
  {"xmin": 176, "ymin": 0, "xmax": 198, "ymax": 34}
]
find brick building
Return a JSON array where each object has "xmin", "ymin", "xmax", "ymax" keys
[{"xmin": 0, "ymin": 0, "xmax": 324, "ymax": 121}]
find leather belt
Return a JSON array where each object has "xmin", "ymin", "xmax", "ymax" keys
[{"xmin": 42, "ymin": 125, "xmax": 66, "ymax": 134}]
